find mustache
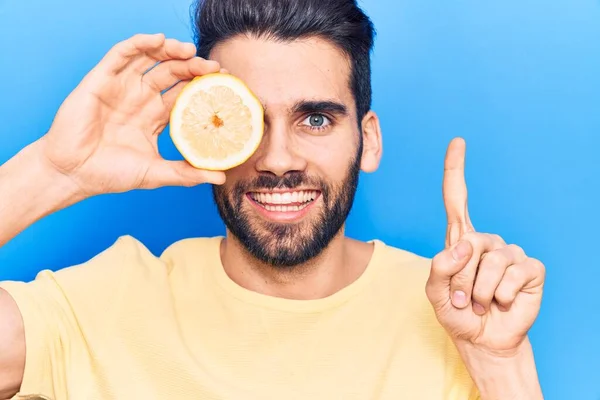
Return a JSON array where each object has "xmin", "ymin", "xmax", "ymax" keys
[{"xmin": 237, "ymin": 172, "xmax": 321, "ymax": 192}]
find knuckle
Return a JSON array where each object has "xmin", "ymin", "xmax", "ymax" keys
[
  {"xmin": 168, "ymin": 68, "xmax": 180, "ymax": 81},
  {"xmin": 507, "ymin": 244, "xmax": 525, "ymax": 258},
  {"xmin": 450, "ymin": 271, "xmax": 472, "ymax": 291},
  {"xmin": 460, "ymin": 232, "xmax": 481, "ymax": 250},
  {"xmin": 481, "ymin": 250, "xmax": 506, "ymax": 268},
  {"xmin": 506, "ymin": 265, "xmax": 525, "ymax": 283},
  {"xmin": 529, "ymin": 258, "xmax": 546, "ymax": 275},
  {"xmin": 494, "ymin": 288, "xmax": 512, "ymax": 305},
  {"xmin": 472, "ymin": 285, "xmax": 492, "ymax": 305},
  {"xmin": 489, "ymin": 233, "xmax": 505, "ymax": 244},
  {"xmin": 130, "ymin": 33, "xmax": 146, "ymax": 41},
  {"xmin": 431, "ymin": 250, "xmax": 458, "ymax": 277},
  {"xmin": 141, "ymin": 75, "xmax": 159, "ymax": 91},
  {"xmin": 461, "ymin": 231, "xmax": 478, "ymax": 242},
  {"xmin": 431, "ymin": 251, "xmax": 448, "ymax": 268},
  {"xmin": 112, "ymin": 39, "xmax": 130, "ymax": 53},
  {"xmin": 125, "ymin": 33, "xmax": 147, "ymax": 47},
  {"xmin": 128, "ymin": 33, "xmax": 164, "ymax": 47},
  {"xmin": 424, "ymin": 279, "xmax": 435, "ymax": 300},
  {"xmin": 494, "ymin": 285, "xmax": 514, "ymax": 305}
]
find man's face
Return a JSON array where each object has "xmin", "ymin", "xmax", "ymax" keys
[{"xmin": 210, "ymin": 36, "xmax": 363, "ymax": 267}]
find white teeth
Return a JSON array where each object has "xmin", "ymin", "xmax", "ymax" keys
[
  {"xmin": 252, "ymin": 190, "xmax": 318, "ymax": 206},
  {"xmin": 303, "ymin": 191, "xmax": 313, "ymax": 203},
  {"xmin": 251, "ymin": 190, "xmax": 320, "ymax": 213},
  {"xmin": 263, "ymin": 203, "xmax": 311, "ymax": 212}
]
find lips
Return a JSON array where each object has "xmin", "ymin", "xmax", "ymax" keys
[
  {"xmin": 249, "ymin": 190, "xmax": 319, "ymax": 212},
  {"xmin": 245, "ymin": 189, "xmax": 322, "ymax": 222}
]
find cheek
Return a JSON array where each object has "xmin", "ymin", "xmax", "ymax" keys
[
  {"xmin": 307, "ymin": 143, "xmax": 357, "ymax": 181},
  {"xmin": 313, "ymin": 154, "xmax": 346, "ymax": 181},
  {"xmin": 222, "ymin": 159, "xmax": 255, "ymax": 187},
  {"xmin": 297, "ymin": 129, "xmax": 357, "ymax": 166}
]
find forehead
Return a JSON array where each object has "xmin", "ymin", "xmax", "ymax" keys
[{"xmin": 209, "ymin": 35, "xmax": 354, "ymax": 114}]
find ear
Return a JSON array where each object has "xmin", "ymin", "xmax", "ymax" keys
[{"xmin": 359, "ymin": 111, "xmax": 383, "ymax": 173}]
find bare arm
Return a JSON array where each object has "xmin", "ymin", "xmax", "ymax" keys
[
  {"xmin": 0, "ymin": 141, "xmax": 80, "ymax": 398},
  {"xmin": 0, "ymin": 32, "xmax": 226, "ymax": 396},
  {"xmin": 457, "ymin": 338, "xmax": 544, "ymax": 400},
  {"xmin": 0, "ymin": 288, "xmax": 25, "ymax": 399},
  {"xmin": 0, "ymin": 140, "xmax": 81, "ymax": 248}
]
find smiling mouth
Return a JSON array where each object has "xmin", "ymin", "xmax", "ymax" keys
[{"xmin": 248, "ymin": 190, "xmax": 321, "ymax": 212}]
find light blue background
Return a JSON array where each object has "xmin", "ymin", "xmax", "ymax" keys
[{"xmin": 1, "ymin": 0, "xmax": 598, "ymax": 398}]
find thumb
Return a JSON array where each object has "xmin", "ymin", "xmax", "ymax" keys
[
  {"xmin": 426, "ymin": 240, "xmax": 473, "ymax": 310},
  {"xmin": 143, "ymin": 160, "xmax": 226, "ymax": 189}
]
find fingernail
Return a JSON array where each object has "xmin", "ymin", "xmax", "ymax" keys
[
  {"xmin": 452, "ymin": 241, "xmax": 470, "ymax": 261},
  {"xmin": 473, "ymin": 302, "xmax": 485, "ymax": 315},
  {"xmin": 452, "ymin": 291, "xmax": 467, "ymax": 308}
]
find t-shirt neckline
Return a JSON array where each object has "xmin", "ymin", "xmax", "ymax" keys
[{"xmin": 208, "ymin": 238, "xmax": 386, "ymax": 313}]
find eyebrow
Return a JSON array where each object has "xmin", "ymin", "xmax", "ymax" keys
[{"xmin": 291, "ymin": 100, "xmax": 349, "ymax": 116}]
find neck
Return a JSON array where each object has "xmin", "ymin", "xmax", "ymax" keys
[{"xmin": 219, "ymin": 229, "xmax": 374, "ymax": 300}]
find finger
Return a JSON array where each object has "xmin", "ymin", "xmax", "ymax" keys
[
  {"xmin": 220, "ymin": 68, "xmax": 230, "ymax": 74},
  {"xmin": 443, "ymin": 137, "xmax": 474, "ymax": 248},
  {"xmin": 426, "ymin": 240, "xmax": 473, "ymax": 310},
  {"xmin": 471, "ymin": 244, "xmax": 527, "ymax": 315},
  {"xmin": 495, "ymin": 258, "xmax": 545, "ymax": 311},
  {"xmin": 162, "ymin": 80, "xmax": 191, "ymax": 111},
  {"xmin": 143, "ymin": 57, "xmax": 220, "ymax": 93},
  {"xmin": 132, "ymin": 38, "xmax": 198, "ymax": 74},
  {"xmin": 96, "ymin": 33, "xmax": 167, "ymax": 75},
  {"xmin": 142, "ymin": 160, "xmax": 226, "ymax": 189},
  {"xmin": 449, "ymin": 233, "xmax": 505, "ymax": 309}
]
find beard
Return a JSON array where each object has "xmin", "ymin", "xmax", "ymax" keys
[{"xmin": 212, "ymin": 146, "xmax": 362, "ymax": 268}]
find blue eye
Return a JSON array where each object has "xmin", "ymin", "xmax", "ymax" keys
[
  {"xmin": 302, "ymin": 114, "xmax": 331, "ymax": 130},
  {"xmin": 309, "ymin": 114, "xmax": 325, "ymax": 126}
]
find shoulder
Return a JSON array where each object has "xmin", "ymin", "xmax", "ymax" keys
[
  {"xmin": 159, "ymin": 236, "xmax": 223, "ymax": 269},
  {"xmin": 160, "ymin": 236, "xmax": 223, "ymax": 258},
  {"xmin": 372, "ymin": 240, "xmax": 433, "ymax": 285},
  {"xmin": 51, "ymin": 235, "xmax": 163, "ymax": 282},
  {"xmin": 51, "ymin": 235, "xmax": 222, "ymax": 280}
]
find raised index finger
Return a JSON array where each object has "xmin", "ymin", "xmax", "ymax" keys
[{"xmin": 443, "ymin": 137, "xmax": 474, "ymax": 247}]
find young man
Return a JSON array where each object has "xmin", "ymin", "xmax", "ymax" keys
[{"xmin": 0, "ymin": 0, "xmax": 545, "ymax": 399}]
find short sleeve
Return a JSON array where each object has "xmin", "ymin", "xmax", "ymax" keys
[{"xmin": 0, "ymin": 235, "xmax": 152, "ymax": 399}]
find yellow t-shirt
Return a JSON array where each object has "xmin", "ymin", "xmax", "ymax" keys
[{"xmin": 1, "ymin": 236, "xmax": 479, "ymax": 400}]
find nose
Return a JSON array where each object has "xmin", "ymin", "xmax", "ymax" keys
[{"xmin": 254, "ymin": 122, "xmax": 307, "ymax": 176}]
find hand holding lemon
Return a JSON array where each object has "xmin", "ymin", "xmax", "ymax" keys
[
  {"xmin": 169, "ymin": 73, "xmax": 264, "ymax": 171},
  {"xmin": 37, "ymin": 33, "xmax": 263, "ymax": 199}
]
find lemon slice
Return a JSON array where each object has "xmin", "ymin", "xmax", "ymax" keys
[{"xmin": 169, "ymin": 73, "xmax": 264, "ymax": 171}]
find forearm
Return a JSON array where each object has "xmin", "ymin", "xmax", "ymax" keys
[
  {"xmin": 0, "ymin": 139, "xmax": 83, "ymax": 248},
  {"xmin": 458, "ymin": 338, "xmax": 543, "ymax": 400}
]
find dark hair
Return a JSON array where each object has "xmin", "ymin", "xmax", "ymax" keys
[{"xmin": 191, "ymin": 0, "xmax": 376, "ymax": 123}]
